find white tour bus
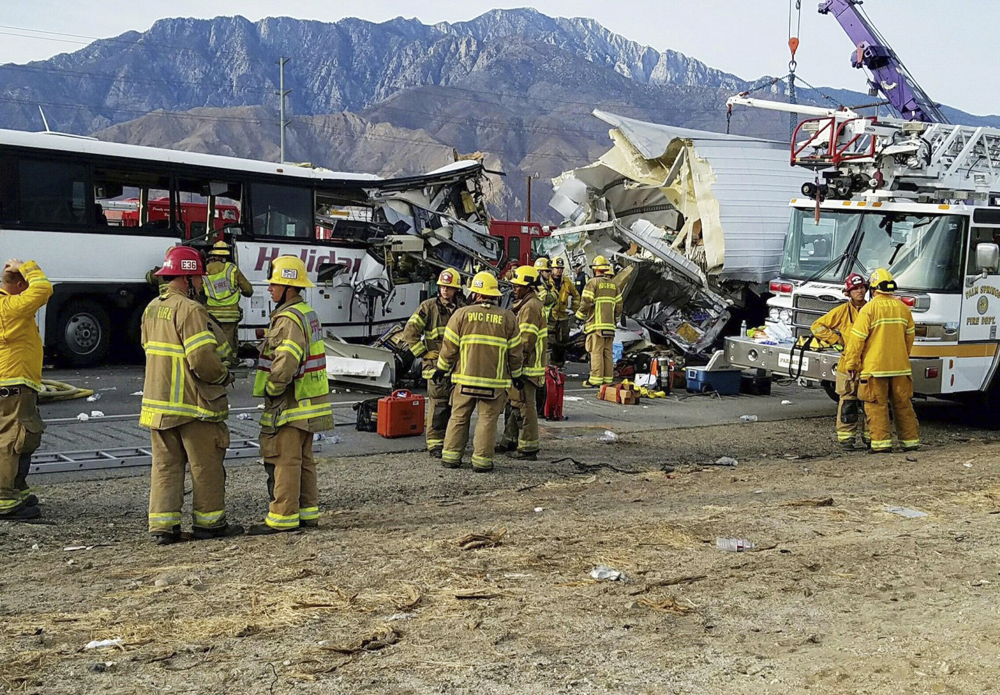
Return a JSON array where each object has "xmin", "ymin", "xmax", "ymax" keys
[{"xmin": 0, "ymin": 128, "xmax": 462, "ymax": 366}]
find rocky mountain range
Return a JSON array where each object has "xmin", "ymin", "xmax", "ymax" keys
[{"xmin": 2, "ymin": 8, "xmax": 995, "ymax": 219}]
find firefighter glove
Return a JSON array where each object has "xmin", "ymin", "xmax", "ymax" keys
[{"xmin": 512, "ymin": 376, "xmax": 526, "ymax": 391}]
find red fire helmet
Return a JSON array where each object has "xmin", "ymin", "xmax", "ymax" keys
[{"xmin": 155, "ymin": 246, "xmax": 205, "ymax": 276}]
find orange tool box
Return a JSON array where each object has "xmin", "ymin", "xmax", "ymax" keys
[{"xmin": 376, "ymin": 389, "xmax": 425, "ymax": 438}]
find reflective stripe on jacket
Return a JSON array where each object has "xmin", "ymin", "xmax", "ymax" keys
[
  {"xmin": 140, "ymin": 287, "xmax": 230, "ymax": 429},
  {"xmin": 810, "ymin": 301, "xmax": 861, "ymax": 348},
  {"xmin": 549, "ymin": 275, "xmax": 581, "ymax": 321},
  {"xmin": 841, "ymin": 294, "xmax": 916, "ymax": 378},
  {"xmin": 0, "ymin": 260, "xmax": 52, "ymax": 392},
  {"xmin": 436, "ymin": 301, "xmax": 523, "ymax": 390},
  {"xmin": 575, "ymin": 276, "xmax": 622, "ymax": 333},
  {"xmin": 254, "ymin": 299, "xmax": 333, "ymax": 432},
  {"xmin": 537, "ymin": 281, "xmax": 557, "ymax": 321},
  {"xmin": 400, "ymin": 296, "xmax": 461, "ymax": 378},
  {"xmin": 204, "ymin": 261, "xmax": 252, "ymax": 322},
  {"xmin": 514, "ymin": 293, "xmax": 548, "ymax": 381}
]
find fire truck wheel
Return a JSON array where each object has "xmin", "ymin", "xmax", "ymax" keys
[
  {"xmin": 56, "ymin": 299, "xmax": 111, "ymax": 367},
  {"xmin": 821, "ymin": 379, "xmax": 839, "ymax": 403}
]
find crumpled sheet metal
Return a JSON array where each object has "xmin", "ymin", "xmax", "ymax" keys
[
  {"xmin": 553, "ymin": 110, "xmax": 808, "ymax": 283},
  {"xmin": 551, "ymin": 221, "xmax": 731, "ymax": 358}
]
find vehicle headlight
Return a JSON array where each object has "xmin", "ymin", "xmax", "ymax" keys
[
  {"xmin": 778, "ymin": 309, "xmax": 792, "ymax": 325},
  {"xmin": 768, "ymin": 308, "xmax": 780, "ymax": 321}
]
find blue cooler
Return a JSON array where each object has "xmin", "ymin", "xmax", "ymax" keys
[{"xmin": 686, "ymin": 367, "xmax": 742, "ymax": 395}]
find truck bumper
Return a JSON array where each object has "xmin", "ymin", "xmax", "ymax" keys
[{"xmin": 723, "ymin": 337, "xmax": 944, "ymax": 395}]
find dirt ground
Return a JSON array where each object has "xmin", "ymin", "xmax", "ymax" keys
[{"xmin": 3, "ymin": 412, "xmax": 1000, "ymax": 694}]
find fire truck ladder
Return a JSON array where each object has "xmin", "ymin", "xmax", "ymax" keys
[
  {"xmin": 792, "ymin": 115, "xmax": 1000, "ymax": 199},
  {"xmin": 28, "ymin": 439, "xmax": 261, "ymax": 475}
]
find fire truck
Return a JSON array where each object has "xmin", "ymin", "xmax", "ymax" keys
[
  {"xmin": 724, "ymin": 0, "xmax": 1000, "ymax": 403},
  {"xmin": 724, "ymin": 110, "xmax": 1000, "ymax": 402},
  {"xmin": 488, "ymin": 220, "xmax": 551, "ymax": 275}
]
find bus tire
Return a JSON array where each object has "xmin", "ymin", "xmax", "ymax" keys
[
  {"xmin": 821, "ymin": 379, "xmax": 839, "ymax": 402},
  {"xmin": 56, "ymin": 299, "xmax": 111, "ymax": 367}
]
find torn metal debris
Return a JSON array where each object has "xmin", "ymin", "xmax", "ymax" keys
[{"xmin": 548, "ymin": 110, "xmax": 809, "ymax": 357}]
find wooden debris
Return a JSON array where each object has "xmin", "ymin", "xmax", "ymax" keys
[
  {"xmin": 638, "ymin": 596, "xmax": 693, "ymax": 614},
  {"xmin": 785, "ymin": 497, "xmax": 834, "ymax": 507},
  {"xmin": 322, "ymin": 626, "xmax": 400, "ymax": 654},
  {"xmin": 457, "ymin": 527, "xmax": 506, "ymax": 551},
  {"xmin": 454, "ymin": 589, "xmax": 501, "ymax": 600}
]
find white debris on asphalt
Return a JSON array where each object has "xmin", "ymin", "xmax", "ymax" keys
[{"xmin": 84, "ymin": 638, "xmax": 123, "ymax": 650}]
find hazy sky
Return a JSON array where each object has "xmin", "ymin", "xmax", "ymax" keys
[{"xmin": 1, "ymin": 1, "xmax": 995, "ymax": 116}]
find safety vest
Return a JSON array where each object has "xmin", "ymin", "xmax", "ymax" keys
[
  {"xmin": 204, "ymin": 262, "xmax": 242, "ymax": 322},
  {"xmin": 253, "ymin": 301, "xmax": 332, "ymax": 427}
]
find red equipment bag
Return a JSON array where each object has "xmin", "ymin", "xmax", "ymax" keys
[
  {"xmin": 377, "ymin": 389, "xmax": 425, "ymax": 438},
  {"xmin": 543, "ymin": 366, "xmax": 566, "ymax": 421}
]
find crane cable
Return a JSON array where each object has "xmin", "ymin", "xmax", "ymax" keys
[{"xmin": 788, "ymin": 0, "xmax": 803, "ymax": 139}]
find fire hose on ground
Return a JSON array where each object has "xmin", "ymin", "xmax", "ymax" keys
[{"xmin": 38, "ymin": 379, "xmax": 95, "ymax": 403}]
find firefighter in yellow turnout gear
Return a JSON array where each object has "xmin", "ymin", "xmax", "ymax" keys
[
  {"xmin": 435, "ymin": 271, "xmax": 524, "ymax": 472},
  {"xmin": 401, "ymin": 268, "xmax": 464, "ymax": 458},
  {"xmin": 533, "ymin": 257, "xmax": 557, "ymax": 321},
  {"xmin": 548, "ymin": 257, "xmax": 580, "ymax": 367},
  {"xmin": 811, "ymin": 273, "xmax": 870, "ymax": 450},
  {"xmin": 841, "ymin": 268, "xmax": 920, "ymax": 453},
  {"xmin": 0, "ymin": 259, "xmax": 52, "ymax": 521},
  {"xmin": 140, "ymin": 246, "xmax": 241, "ymax": 544},
  {"xmin": 204, "ymin": 241, "xmax": 254, "ymax": 361},
  {"xmin": 249, "ymin": 256, "xmax": 333, "ymax": 535},
  {"xmin": 576, "ymin": 256, "xmax": 622, "ymax": 387},
  {"xmin": 499, "ymin": 266, "xmax": 548, "ymax": 460}
]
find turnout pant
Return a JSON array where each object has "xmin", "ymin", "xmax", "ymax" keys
[
  {"xmin": 260, "ymin": 425, "xmax": 318, "ymax": 529},
  {"xmin": 425, "ymin": 376, "xmax": 453, "ymax": 453},
  {"xmin": 218, "ymin": 321, "xmax": 239, "ymax": 361},
  {"xmin": 834, "ymin": 371, "xmax": 869, "ymax": 446},
  {"xmin": 859, "ymin": 375, "xmax": 920, "ymax": 452},
  {"xmin": 585, "ymin": 332, "xmax": 615, "ymax": 385},
  {"xmin": 0, "ymin": 390, "xmax": 44, "ymax": 516},
  {"xmin": 148, "ymin": 420, "xmax": 230, "ymax": 533},
  {"xmin": 550, "ymin": 318, "xmax": 570, "ymax": 367},
  {"xmin": 500, "ymin": 380, "xmax": 540, "ymax": 454},
  {"xmin": 442, "ymin": 388, "xmax": 508, "ymax": 470}
]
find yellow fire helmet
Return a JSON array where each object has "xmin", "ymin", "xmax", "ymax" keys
[
  {"xmin": 267, "ymin": 255, "xmax": 315, "ymax": 288},
  {"xmin": 533, "ymin": 257, "xmax": 550, "ymax": 271},
  {"xmin": 510, "ymin": 265, "xmax": 539, "ymax": 287},
  {"xmin": 469, "ymin": 270, "xmax": 501, "ymax": 297},
  {"xmin": 209, "ymin": 240, "xmax": 231, "ymax": 256},
  {"xmin": 869, "ymin": 267, "xmax": 897, "ymax": 294},
  {"xmin": 591, "ymin": 255, "xmax": 612, "ymax": 270},
  {"xmin": 552, "ymin": 257, "xmax": 566, "ymax": 269},
  {"xmin": 437, "ymin": 267, "xmax": 462, "ymax": 289}
]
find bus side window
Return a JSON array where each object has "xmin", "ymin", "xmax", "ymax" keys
[
  {"xmin": 20, "ymin": 159, "xmax": 88, "ymax": 226},
  {"xmin": 250, "ymin": 183, "xmax": 312, "ymax": 238},
  {"xmin": 0, "ymin": 156, "xmax": 16, "ymax": 224}
]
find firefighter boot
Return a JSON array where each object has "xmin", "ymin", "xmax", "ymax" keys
[{"xmin": 192, "ymin": 523, "xmax": 245, "ymax": 540}]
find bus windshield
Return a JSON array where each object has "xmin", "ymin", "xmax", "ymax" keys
[{"xmin": 780, "ymin": 208, "xmax": 966, "ymax": 292}]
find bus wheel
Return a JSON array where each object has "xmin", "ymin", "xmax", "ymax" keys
[
  {"xmin": 821, "ymin": 380, "xmax": 839, "ymax": 402},
  {"xmin": 56, "ymin": 300, "xmax": 110, "ymax": 367}
]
